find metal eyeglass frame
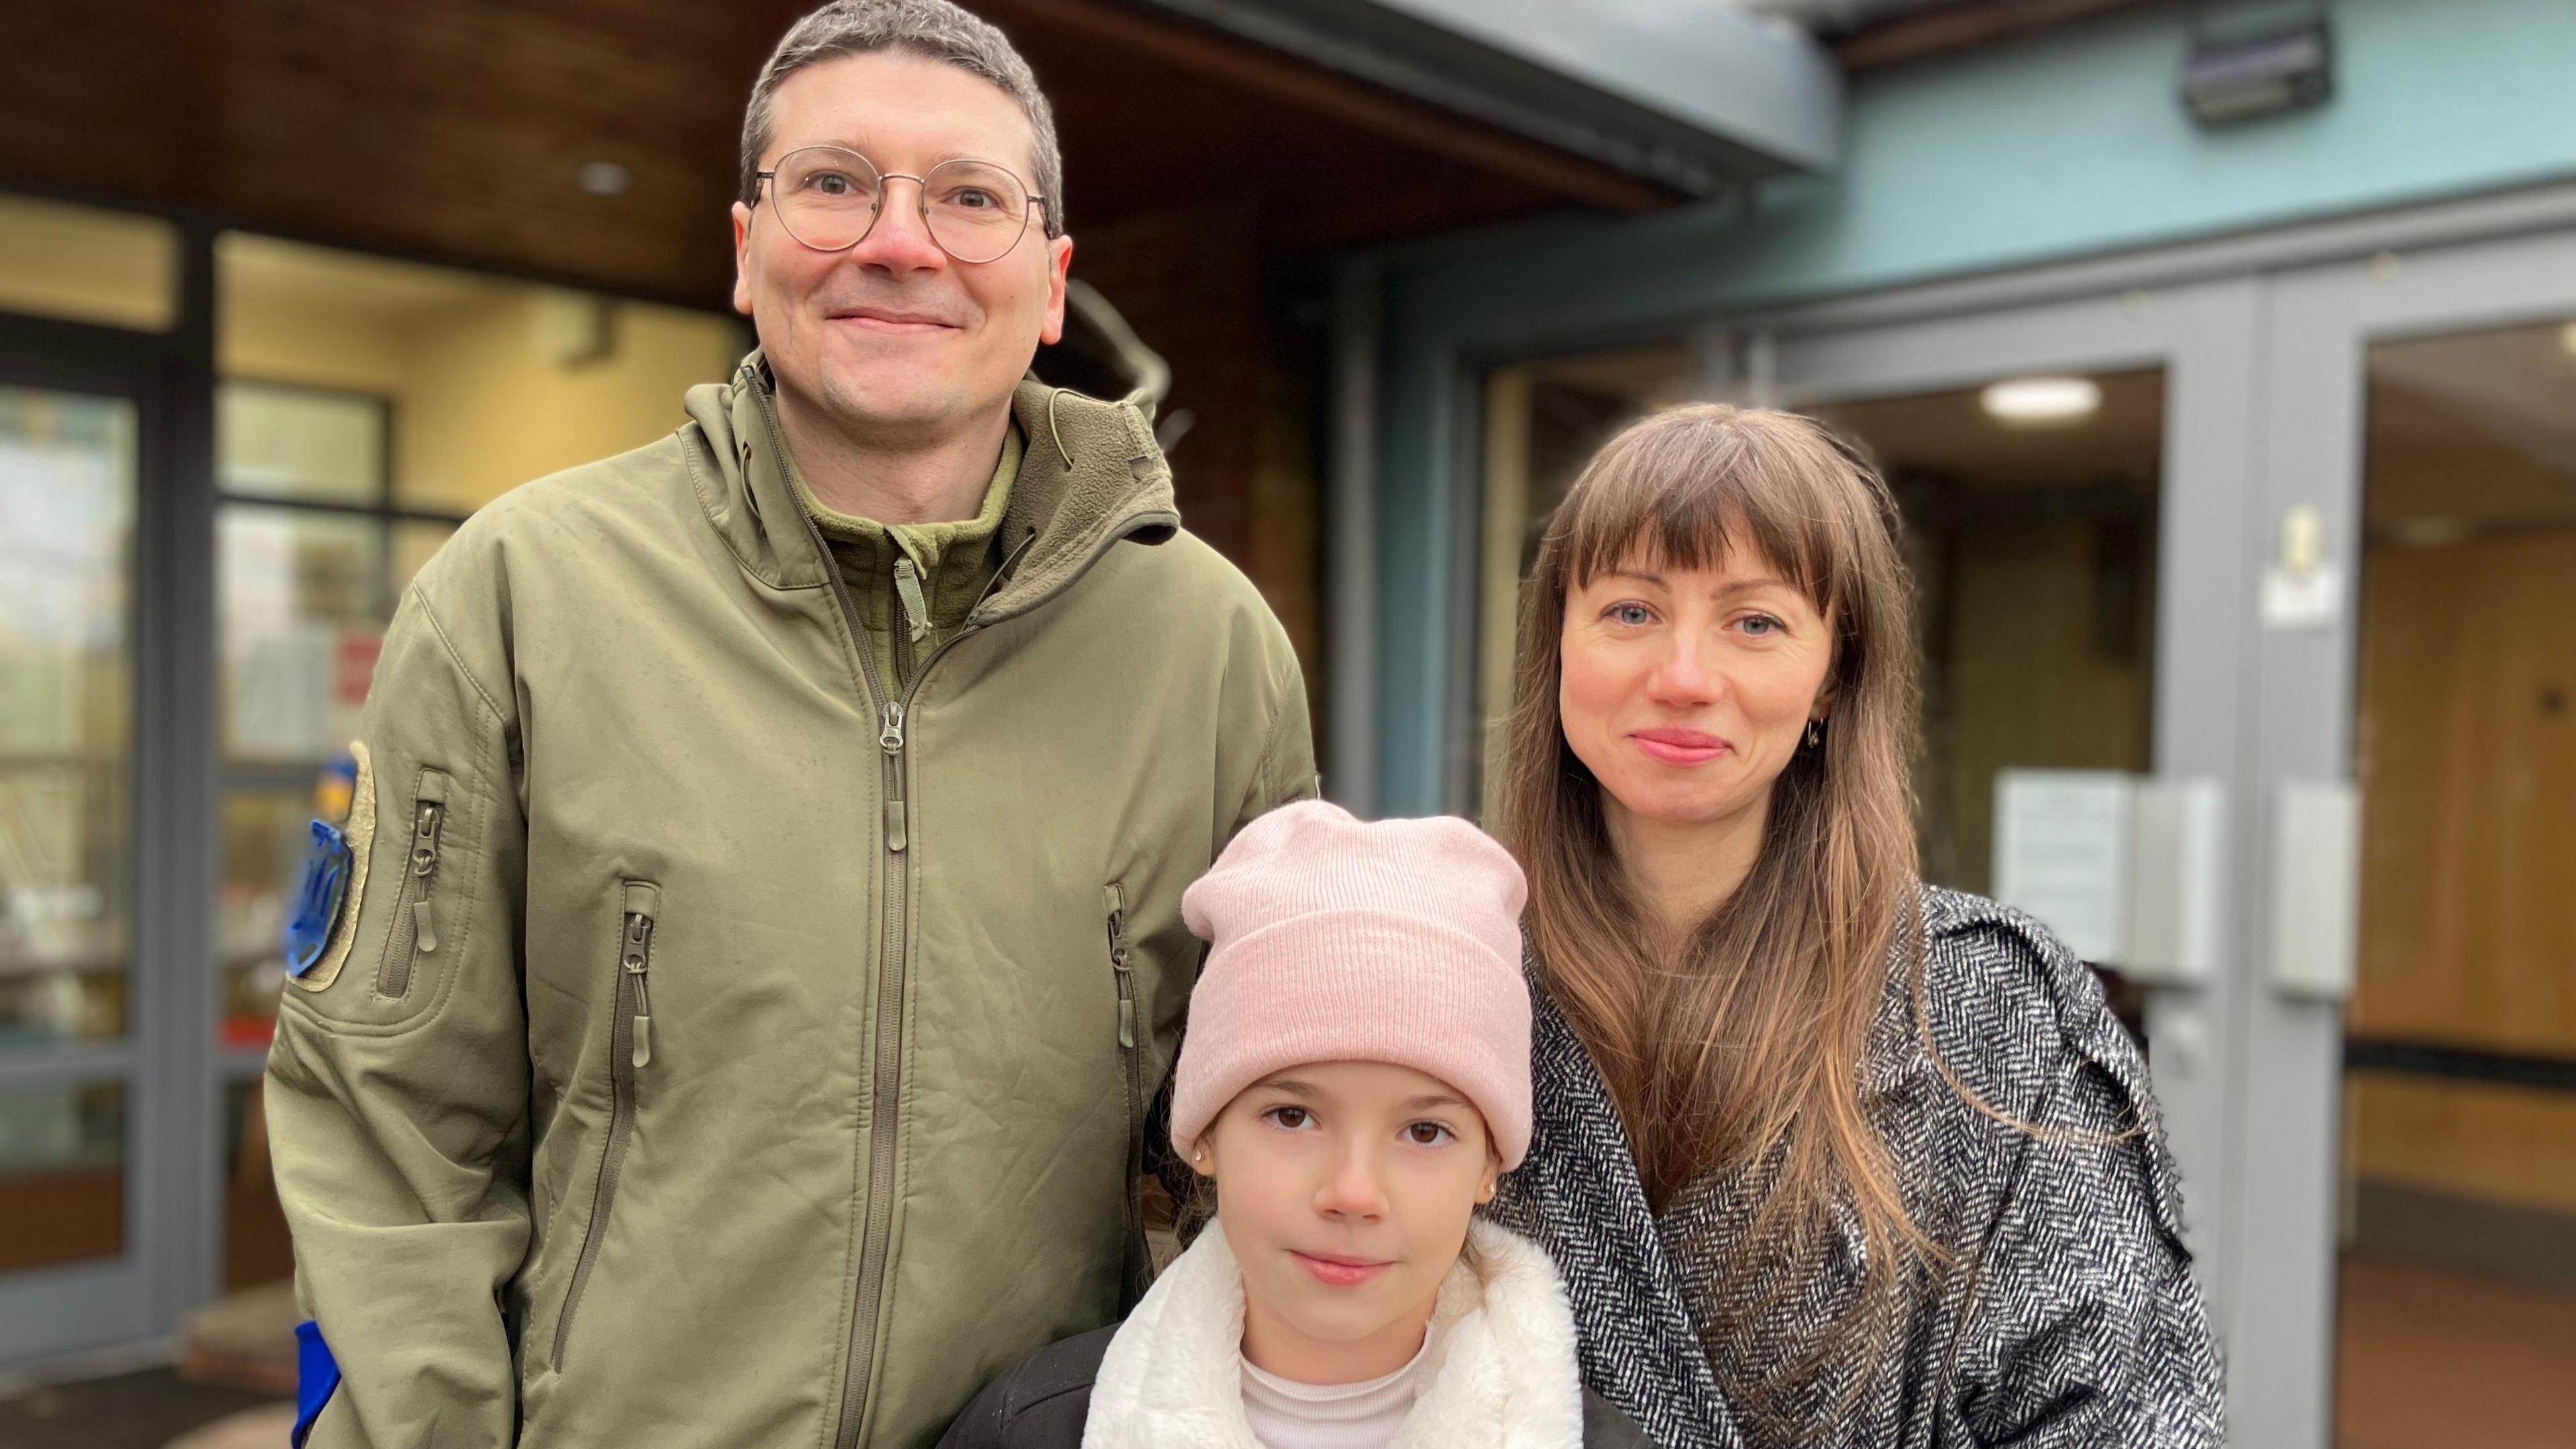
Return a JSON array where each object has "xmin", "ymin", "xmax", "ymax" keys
[{"xmin": 752, "ymin": 145, "xmax": 1051, "ymax": 264}]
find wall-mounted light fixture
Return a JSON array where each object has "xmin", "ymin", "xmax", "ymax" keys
[{"xmin": 2180, "ymin": 3, "xmax": 2334, "ymax": 126}]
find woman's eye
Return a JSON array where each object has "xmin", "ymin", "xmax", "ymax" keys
[
  {"xmin": 1739, "ymin": 613, "xmax": 1784, "ymax": 637},
  {"xmin": 1264, "ymin": 1106, "xmax": 1313, "ymax": 1131},
  {"xmin": 1604, "ymin": 603, "xmax": 1652, "ymax": 627},
  {"xmin": 1404, "ymin": 1122, "xmax": 1454, "ymax": 1146}
]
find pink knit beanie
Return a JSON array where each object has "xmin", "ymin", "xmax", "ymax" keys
[{"xmin": 1172, "ymin": 800, "xmax": 1534, "ymax": 1169}]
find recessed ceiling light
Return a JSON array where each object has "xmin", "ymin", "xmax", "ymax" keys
[
  {"xmin": 576, "ymin": 161, "xmax": 631, "ymax": 197},
  {"xmin": 1980, "ymin": 376, "xmax": 2102, "ymax": 425}
]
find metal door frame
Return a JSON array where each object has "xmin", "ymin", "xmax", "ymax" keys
[
  {"xmin": 2233, "ymin": 221, "xmax": 2576, "ymax": 1449},
  {"xmin": 0, "ymin": 225, "xmax": 219, "ymax": 1369}
]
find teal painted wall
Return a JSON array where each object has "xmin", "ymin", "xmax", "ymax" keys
[{"xmin": 1371, "ymin": 0, "xmax": 2576, "ymax": 812}]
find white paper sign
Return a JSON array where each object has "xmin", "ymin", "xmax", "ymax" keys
[
  {"xmin": 1992, "ymin": 770, "xmax": 2134, "ymax": 965},
  {"xmin": 2261, "ymin": 564, "xmax": 2341, "ymax": 631}
]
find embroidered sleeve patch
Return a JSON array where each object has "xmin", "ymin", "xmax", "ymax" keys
[{"xmin": 288, "ymin": 741, "xmax": 375, "ymax": 994}]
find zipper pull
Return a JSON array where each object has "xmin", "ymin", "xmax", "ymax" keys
[
  {"xmin": 624, "ymin": 912, "xmax": 655, "ymax": 1069},
  {"xmin": 1107, "ymin": 886, "xmax": 1135, "ymax": 1050},
  {"xmin": 409, "ymin": 801, "xmax": 445, "ymax": 953},
  {"xmin": 879, "ymin": 700, "xmax": 906, "ymax": 753},
  {"xmin": 885, "ymin": 798, "xmax": 908, "ymax": 853},
  {"xmin": 1112, "ymin": 944, "xmax": 1134, "ymax": 1048},
  {"xmin": 410, "ymin": 800, "xmax": 444, "ymax": 876},
  {"xmin": 893, "ymin": 555, "xmax": 931, "ymax": 646}
]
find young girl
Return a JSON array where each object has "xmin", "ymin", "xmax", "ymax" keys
[{"xmin": 940, "ymin": 801, "xmax": 1648, "ymax": 1449}]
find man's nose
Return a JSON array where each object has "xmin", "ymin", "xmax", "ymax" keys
[{"xmin": 847, "ymin": 179, "xmax": 949, "ymax": 272}]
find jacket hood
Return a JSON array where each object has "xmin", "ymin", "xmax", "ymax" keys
[
  {"xmin": 1083, "ymin": 1220, "xmax": 1588, "ymax": 1449},
  {"xmin": 682, "ymin": 353, "xmax": 1181, "ymax": 620}
]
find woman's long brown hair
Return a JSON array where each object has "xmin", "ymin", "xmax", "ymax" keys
[{"xmin": 1500, "ymin": 402, "xmax": 1931, "ymax": 1399}]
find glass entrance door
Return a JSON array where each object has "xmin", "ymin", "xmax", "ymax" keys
[
  {"xmin": 2249, "ymin": 229, "xmax": 2576, "ymax": 1449},
  {"xmin": 1759, "ymin": 285, "xmax": 2265, "ymax": 1342},
  {"xmin": 0, "ymin": 360, "xmax": 156, "ymax": 1362}
]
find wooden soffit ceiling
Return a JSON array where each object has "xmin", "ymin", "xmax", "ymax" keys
[{"xmin": 0, "ymin": 0, "xmax": 1682, "ymax": 309}]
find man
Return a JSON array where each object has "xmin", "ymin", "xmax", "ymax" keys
[{"xmin": 264, "ymin": 3, "xmax": 1316, "ymax": 1445}]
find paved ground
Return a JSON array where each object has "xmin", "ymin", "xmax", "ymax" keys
[
  {"xmin": 2336, "ymin": 1252, "xmax": 2576, "ymax": 1449},
  {"xmin": 0, "ymin": 1368, "xmax": 284, "ymax": 1449}
]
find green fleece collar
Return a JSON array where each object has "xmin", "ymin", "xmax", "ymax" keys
[
  {"xmin": 683, "ymin": 353, "xmax": 1177, "ymax": 606},
  {"xmin": 797, "ymin": 423, "xmax": 1020, "ymax": 570}
]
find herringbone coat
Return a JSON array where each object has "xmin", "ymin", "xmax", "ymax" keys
[{"xmin": 1486, "ymin": 886, "xmax": 2225, "ymax": 1449}]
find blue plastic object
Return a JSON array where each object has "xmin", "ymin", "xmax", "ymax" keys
[
  {"xmin": 293, "ymin": 1320, "xmax": 341, "ymax": 1446},
  {"xmin": 283, "ymin": 820, "xmax": 353, "ymax": 978}
]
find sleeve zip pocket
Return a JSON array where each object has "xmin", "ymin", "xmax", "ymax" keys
[
  {"xmin": 373, "ymin": 768, "xmax": 451, "ymax": 1000},
  {"xmin": 552, "ymin": 880, "xmax": 659, "ymax": 1371},
  {"xmin": 1107, "ymin": 883, "xmax": 1150, "ymax": 1307}
]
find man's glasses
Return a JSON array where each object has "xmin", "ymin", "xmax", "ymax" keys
[{"xmin": 753, "ymin": 146, "xmax": 1047, "ymax": 265}]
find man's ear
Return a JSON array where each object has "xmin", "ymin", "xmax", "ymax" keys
[
  {"xmin": 731, "ymin": 202, "xmax": 757, "ymax": 317},
  {"xmin": 1036, "ymin": 233, "xmax": 1073, "ymax": 346}
]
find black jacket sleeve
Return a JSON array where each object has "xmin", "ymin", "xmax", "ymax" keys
[{"xmin": 936, "ymin": 1328, "xmax": 1114, "ymax": 1449}]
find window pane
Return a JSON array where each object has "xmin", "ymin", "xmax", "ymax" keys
[
  {"xmin": 219, "ymin": 383, "xmax": 386, "ymax": 504},
  {"xmin": 0, "ymin": 1081, "xmax": 125, "ymax": 1272},
  {"xmin": 394, "ymin": 519, "xmax": 458, "ymax": 598},
  {"xmin": 0, "ymin": 385, "xmax": 136, "ymax": 1048},
  {"xmin": 218, "ymin": 232, "xmax": 743, "ymax": 521},
  {"xmin": 0, "ymin": 193, "xmax": 178, "ymax": 333},
  {"xmin": 219, "ymin": 507, "xmax": 386, "ymax": 765},
  {"xmin": 2337, "ymin": 315, "xmax": 2576, "ymax": 1435},
  {"xmin": 1806, "ymin": 369, "xmax": 2165, "ymax": 896},
  {"xmin": 218, "ymin": 786, "xmax": 318, "ymax": 1049}
]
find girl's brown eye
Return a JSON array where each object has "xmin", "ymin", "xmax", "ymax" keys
[{"xmin": 1406, "ymin": 1122, "xmax": 1453, "ymax": 1146}]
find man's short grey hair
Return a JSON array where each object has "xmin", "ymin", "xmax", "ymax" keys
[{"xmin": 740, "ymin": 0, "xmax": 1066, "ymax": 238}]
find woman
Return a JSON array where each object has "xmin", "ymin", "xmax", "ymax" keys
[{"xmin": 1484, "ymin": 404, "xmax": 2224, "ymax": 1449}]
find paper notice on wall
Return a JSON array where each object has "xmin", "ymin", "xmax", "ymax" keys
[
  {"xmin": 2261, "ymin": 563, "xmax": 2341, "ymax": 631},
  {"xmin": 1992, "ymin": 769, "xmax": 2135, "ymax": 965}
]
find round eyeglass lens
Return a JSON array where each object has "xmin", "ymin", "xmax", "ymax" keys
[
  {"xmin": 770, "ymin": 147, "xmax": 886, "ymax": 252},
  {"xmin": 917, "ymin": 158, "xmax": 1033, "ymax": 264}
]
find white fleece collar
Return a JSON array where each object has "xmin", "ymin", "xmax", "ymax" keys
[{"xmin": 1082, "ymin": 1219, "xmax": 1587, "ymax": 1449}]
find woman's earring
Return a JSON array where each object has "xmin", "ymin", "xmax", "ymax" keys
[{"xmin": 1804, "ymin": 717, "xmax": 1827, "ymax": 751}]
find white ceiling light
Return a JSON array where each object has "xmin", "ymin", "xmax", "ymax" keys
[{"xmin": 1980, "ymin": 376, "xmax": 2103, "ymax": 425}]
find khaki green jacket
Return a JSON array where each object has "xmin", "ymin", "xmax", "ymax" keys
[{"xmin": 264, "ymin": 358, "xmax": 1317, "ymax": 1449}]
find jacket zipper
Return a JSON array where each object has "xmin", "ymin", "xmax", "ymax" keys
[
  {"xmin": 749, "ymin": 377, "xmax": 914, "ymax": 1449},
  {"xmin": 374, "ymin": 769, "xmax": 450, "ymax": 998},
  {"xmin": 1107, "ymin": 883, "xmax": 1150, "ymax": 1308},
  {"xmin": 552, "ymin": 881, "xmax": 659, "ymax": 1369},
  {"xmin": 744, "ymin": 366, "xmax": 1157, "ymax": 1449}
]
